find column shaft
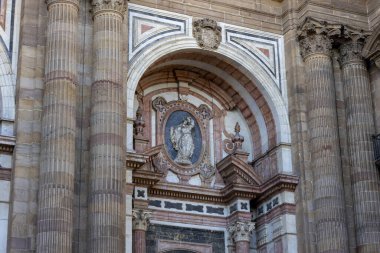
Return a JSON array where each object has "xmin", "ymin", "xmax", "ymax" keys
[
  {"xmin": 340, "ymin": 42, "xmax": 380, "ymax": 253},
  {"xmin": 133, "ymin": 230, "xmax": 146, "ymax": 253},
  {"xmin": 88, "ymin": 1, "xmax": 126, "ymax": 253},
  {"xmin": 37, "ymin": 1, "xmax": 79, "ymax": 252},
  {"xmin": 235, "ymin": 241, "xmax": 249, "ymax": 253},
  {"xmin": 305, "ymin": 52, "xmax": 349, "ymax": 253},
  {"xmin": 298, "ymin": 24, "xmax": 349, "ymax": 252}
]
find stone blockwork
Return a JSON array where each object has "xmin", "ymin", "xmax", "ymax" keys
[{"xmin": 2, "ymin": 0, "xmax": 380, "ymax": 253}]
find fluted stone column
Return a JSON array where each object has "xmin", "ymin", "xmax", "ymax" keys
[
  {"xmin": 339, "ymin": 37, "xmax": 380, "ymax": 253},
  {"xmin": 88, "ymin": 1, "xmax": 127, "ymax": 253},
  {"xmin": 36, "ymin": 1, "xmax": 79, "ymax": 252},
  {"xmin": 132, "ymin": 209, "xmax": 151, "ymax": 253},
  {"xmin": 228, "ymin": 221, "xmax": 254, "ymax": 253},
  {"xmin": 298, "ymin": 19, "xmax": 349, "ymax": 253}
]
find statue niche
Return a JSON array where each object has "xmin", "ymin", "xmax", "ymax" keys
[{"xmin": 170, "ymin": 116, "xmax": 195, "ymax": 165}]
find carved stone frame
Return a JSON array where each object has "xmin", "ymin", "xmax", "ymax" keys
[{"xmin": 152, "ymin": 97, "xmax": 214, "ymax": 177}]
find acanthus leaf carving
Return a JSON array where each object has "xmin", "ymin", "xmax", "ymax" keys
[
  {"xmin": 297, "ymin": 18, "xmax": 340, "ymax": 59},
  {"xmin": 132, "ymin": 209, "xmax": 152, "ymax": 231},
  {"xmin": 91, "ymin": 0, "xmax": 126, "ymax": 17}
]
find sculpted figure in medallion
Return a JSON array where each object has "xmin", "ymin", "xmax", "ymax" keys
[{"xmin": 170, "ymin": 117, "xmax": 195, "ymax": 165}]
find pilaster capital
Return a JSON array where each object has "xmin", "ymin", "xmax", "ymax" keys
[
  {"xmin": 91, "ymin": 0, "xmax": 126, "ymax": 18},
  {"xmin": 46, "ymin": 0, "xmax": 79, "ymax": 9},
  {"xmin": 132, "ymin": 209, "xmax": 152, "ymax": 231},
  {"xmin": 228, "ymin": 221, "xmax": 255, "ymax": 242},
  {"xmin": 297, "ymin": 18, "xmax": 340, "ymax": 59}
]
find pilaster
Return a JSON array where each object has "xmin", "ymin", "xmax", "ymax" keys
[
  {"xmin": 36, "ymin": 1, "xmax": 79, "ymax": 252},
  {"xmin": 297, "ymin": 18, "xmax": 349, "ymax": 253},
  {"xmin": 88, "ymin": 1, "xmax": 127, "ymax": 253}
]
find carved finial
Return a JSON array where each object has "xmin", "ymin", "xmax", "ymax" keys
[
  {"xmin": 134, "ymin": 106, "xmax": 145, "ymax": 137},
  {"xmin": 232, "ymin": 122, "xmax": 244, "ymax": 150}
]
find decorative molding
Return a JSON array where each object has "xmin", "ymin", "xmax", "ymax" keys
[
  {"xmin": 132, "ymin": 209, "xmax": 152, "ymax": 231},
  {"xmin": 193, "ymin": 18, "xmax": 221, "ymax": 50},
  {"xmin": 217, "ymin": 154, "xmax": 262, "ymax": 186},
  {"xmin": 225, "ymin": 26, "xmax": 285, "ymax": 92},
  {"xmin": 91, "ymin": 0, "xmax": 126, "ymax": 17},
  {"xmin": 228, "ymin": 220, "xmax": 255, "ymax": 242},
  {"xmin": 128, "ymin": 4, "xmax": 189, "ymax": 62}
]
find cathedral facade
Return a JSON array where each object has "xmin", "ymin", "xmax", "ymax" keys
[{"xmin": 0, "ymin": 0, "xmax": 379, "ymax": 252}]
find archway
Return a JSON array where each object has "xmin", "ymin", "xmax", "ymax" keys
[{"xmin": 126, "ymin": 37, "xmax": 291, "ymax": 157}]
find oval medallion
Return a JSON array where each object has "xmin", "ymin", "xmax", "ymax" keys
[{"xmin": 164, "ymin": 110, "xmax": 202, "ymax": 166}]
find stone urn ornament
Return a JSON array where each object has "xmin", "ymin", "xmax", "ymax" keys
[{"xmin": 193, "ymin": 18, "xmax": 222, "ymax": 50}]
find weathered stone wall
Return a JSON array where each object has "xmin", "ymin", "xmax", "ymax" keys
[{"xmin": 4, "ymin": 0, "xmax": 380, "ymax": 253}]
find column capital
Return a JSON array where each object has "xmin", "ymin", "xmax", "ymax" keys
[
  {"xmin": 91, "ymin": 0, "xmax": 126, "ymax": 18},
  {"xmin": 297, "ymin": 18, "xmax": 341, "ymax": 59},
  {"xmin": 132, "ymin": 209, "xmax": 152, "ymax": 231},
  {"xmin": 338, "ymin": 26, "xmax": 371, "ymax": 66},
  {"xmin": 228, "ymin": 221, "xmax": 255, "ymax": 242},
  {"xmin": 339, "ymin": 41, "xmax": 365, "ymax": 66},
  {"xmin": 46, "ymin": 0, "xmax": 79, "ymax": 9}
]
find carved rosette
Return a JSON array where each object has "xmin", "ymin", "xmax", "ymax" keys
[
  {"xmin": 91, "ymin": 0, "xmax": 126, "ymax": 17},
  {"xmin": 193, "ymin": 18, "xmax": 222, "ymax": 50},
  {"xmin": 228, "ymin": 221, "xmax": 255, "ymax": 242},
  {"xmin": 297, "ymin": 18, "xmax": 340, "ymax": 59},
  {"xmin": 132, "ymin": 209, "xmax": 152, "ymax": 231}
]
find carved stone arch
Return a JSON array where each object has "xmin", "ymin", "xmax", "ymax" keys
[{"xmin": 126, "ymin": 37, "xmax": 291, "ymax": 151}]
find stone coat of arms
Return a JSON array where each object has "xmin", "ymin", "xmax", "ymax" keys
[{"xmin": 193, "ymin": 18, "xmax": 222, "ymax": 50}]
